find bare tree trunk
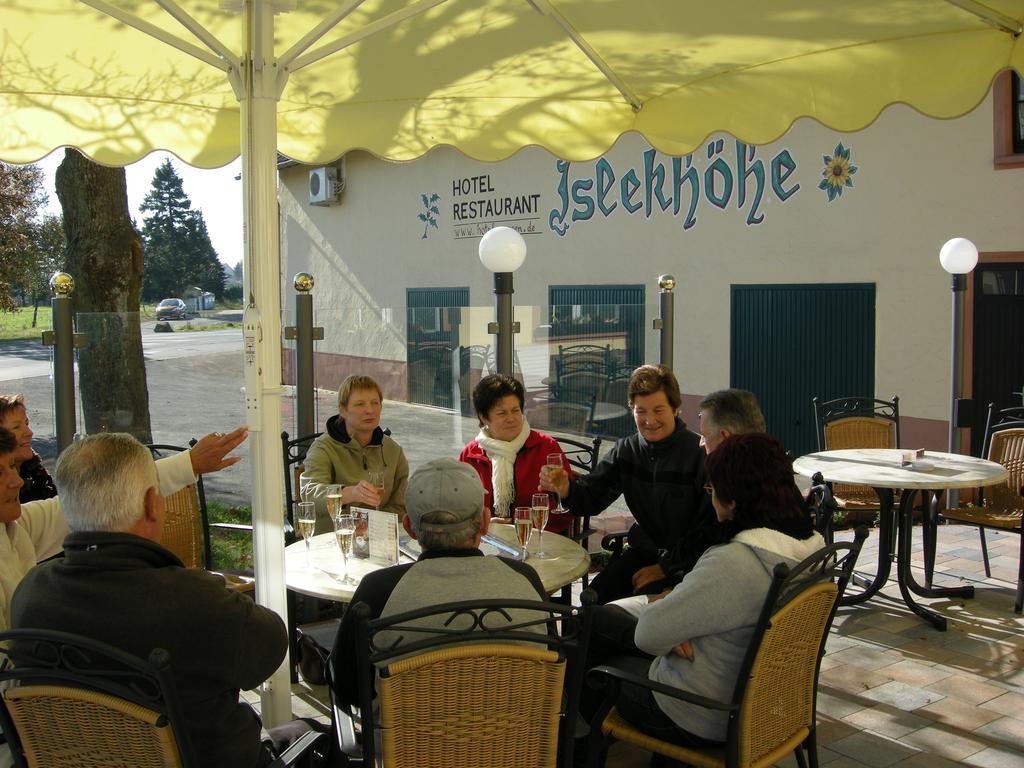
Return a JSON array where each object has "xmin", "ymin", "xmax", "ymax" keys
[{"xmin": 55, "ymin": 149, "xmax": 152, "ymax": 442}]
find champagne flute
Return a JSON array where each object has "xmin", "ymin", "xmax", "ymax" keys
[
  {"xmin": 514, "ymin": 507, "xmax": 533, "ymax": 560},
  {"xmin": 334, "ymin": 513, "xmax": 358, "ymax": 586},
  {"xmin": 297, "ymin": 501, "xmax": 317, "ymax": 569},
  {"xmin": 531, "ymin": 493, "xmax": 551, "ymax": 559},
  {"xmin": 367, "ymin": 470, "xmax": 385, "ymax": 509},
  {"xmin": 326, "ymin": 484, "xmax": 344, "ymax": 520},
  {"xmin": 545, "ymin": 453, "xmax": 567, "ymax": 514}
]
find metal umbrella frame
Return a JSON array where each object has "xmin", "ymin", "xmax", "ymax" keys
[{"xmin": 2, "ymin": 0, "xmax": 1022, "ymax": 720}]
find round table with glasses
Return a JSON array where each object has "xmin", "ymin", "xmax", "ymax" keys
[
  {"xmin": 285, "ymin": 521, "xmax": 590, "ymax": 602},
  {"xmin": 793, "ymin": 448, "xmax": 1007, "ymax": 630}
]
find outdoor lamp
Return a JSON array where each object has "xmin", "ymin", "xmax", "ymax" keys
[
  {"xmin": 479, "ymin": 227, "xmax": 527, "ymax": 376},
  {"xmin": 939, "ymin": 237, "xmax": 978, "ymax": 495}
]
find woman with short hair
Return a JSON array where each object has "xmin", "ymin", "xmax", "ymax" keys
[
  {"xmin": 303, "ymin": 375, "xmax": 409, "ymax": 534},
  {"xmin": 458, "ymin": 374, "xmax": 571, "ymax": 534}
]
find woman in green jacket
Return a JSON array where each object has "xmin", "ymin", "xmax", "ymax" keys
[{"xmin": 303, "ymin": 375, "xmax": 409, "ymax": 533}]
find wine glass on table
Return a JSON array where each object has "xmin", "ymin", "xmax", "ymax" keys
[
  {"xmin": 514, "ymin": 506, "xmax": 533, "ymax": 560},
  {"xmin": 297, "ymin": 501, "xmax": 317, "ymax": 568},
  {"xmin": 334, "ymin": 513, "xmax": 358, "ymax": 586},
  {"xmin": 545, "ymin": 453, "xmax": 568, "ymax": 514},
  {"xmin": 531, "ymin": 493, "xmax": 551, "ymax": 559}
]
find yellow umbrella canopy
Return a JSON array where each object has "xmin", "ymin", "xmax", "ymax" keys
[{"xmin": 2, "ymin": 0, "xmax": 1022, "ymax": 167}]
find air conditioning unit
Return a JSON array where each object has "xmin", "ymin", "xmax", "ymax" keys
[{"xmin": 309, "ymin": 162, "xmax": 345, "ymax": 206}]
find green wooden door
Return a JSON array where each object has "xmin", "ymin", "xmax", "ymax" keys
[{"xmin": 731, "ymin": 284, "xmax": 876, "ymax": 456}]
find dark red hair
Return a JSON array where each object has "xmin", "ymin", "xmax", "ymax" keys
[{"xmin": 704, "ymin": 432, "xmax": 812, "ymax": 539}]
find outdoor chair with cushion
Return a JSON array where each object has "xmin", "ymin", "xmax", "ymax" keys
[
  {"xmin": 146, "ymin": 442, "xmax": 254, "ymax": 593},
  {"xmin": 930, "ymin": 403, "xmax": 1024, "ymax": 613},
  {"xmin": 0, "ymin": 628, "xmax": 326, "ymax": 768},
  {"xmin": 331, "ymin": 591, "xmax": 596, "ymax": 768},
  {"xmin": 813, "ymin": 395, "xmax": 901, "ymax": 511},
  {"xmin": 585, "ymin": 528, "xmax": 868, "ymax": 768}
]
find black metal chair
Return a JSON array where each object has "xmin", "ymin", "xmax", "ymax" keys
[
  {"xmin": 281, "ymin": 429, "xmax": 323, "ymax": 532},
  {"xmin": 331, "ymin": 591, "xmax": 596, "ymax": 768},
  {"xmin": 554, "ymin": 435, "xmax": 603, "ymax": 600},
  {"xmin": 812, "ymin": 395, "xmax": 900, "ymax": 513},
  {"xmin": 930, "ymin": 403, "xmax": 1024, "ymax": 613},
  {"xmin": 0, "ymin": 629, "xmax": 326, "ymax": 768},
  {"xmin": 585, "ymin": 529, "xmax": 868, "ymax": 768}
]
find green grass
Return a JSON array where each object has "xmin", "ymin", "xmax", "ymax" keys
[
  {"xmin": 0, "ymin": 303, "xmax": 239, "ymax": 341},
  {"xmin": 178, "ymin": 321, "xmax": 239, "ymax": 332},
  {"xmin": 0, "ymin": 306, "xmax": 52, "ymax": 340},
  {"xmin": 206, "ymin": 500, "xmax": 254, "ymax": 571}
]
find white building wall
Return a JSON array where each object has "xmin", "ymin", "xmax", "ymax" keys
[{"xmin": 278, "ymin": 91, "xmax": 1024, "ymax": 442}]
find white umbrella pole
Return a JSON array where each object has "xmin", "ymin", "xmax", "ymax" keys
[{"xmin": 241, "ymin": 0, "xmax": 290, "ymax": 726}]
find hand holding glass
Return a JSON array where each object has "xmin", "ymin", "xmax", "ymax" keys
[
  {"xmin": 514, "ymin": 507, "xmax": 533, "ymax": 559},
  {"xmin": 297, "ymin": 501, "xmax": 316, "ymax": 568},
  {"xmin": 545, "ymin": 453, "xmax": 567, "ymax": 514},
  {"xmin": 531, "ymin": 493, "xmax": 551, "ymax": 559},
  {"xmin": 334, "ymin": 513, "xmax": 358, "ymax": 586},
  {"xmin": 367, "ymin": 470, "xmax": 385, "ymax": 509}
]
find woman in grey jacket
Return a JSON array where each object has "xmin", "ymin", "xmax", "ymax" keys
[{"xmin": 592, "ymin": 432, "xmax": 823, "ymax": 747}]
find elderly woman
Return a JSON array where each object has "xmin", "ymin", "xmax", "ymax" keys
[
  {"xmin": 458, "ymin": 374, "xmax": 571, "ymax": 534},
  {"xmin": 303, "ymin": 375, "xmax": 409, "ymax": 534},
  {"xmin": 588, "ymin": 433, "xmax": 823, "ymax": 747},
  {"xmin": 0, "ymin": 394, "xmax": 56, "ymax": 503}
]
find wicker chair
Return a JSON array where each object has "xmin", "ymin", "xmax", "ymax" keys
[
  {"xmin": 933, "ymin": 403, "xmax": 1024, "ymax": 613},
  {"xmin": 337, "ymin": 592, "xmax": 596, "ymax": 768},
  {"xmin": 0, "ymin": 629, "xmax": 325, "ymax": 768},
  {"xmin": 147, "ymin": 443, "xmax": 254, "ymax": 593},
  {"xmin": 585, "ymin": 529, "xmax": 868, "ymax": 768},
  {"xmin": 813, "ymin": 396, "xmax": 900, "ymax": 509}
]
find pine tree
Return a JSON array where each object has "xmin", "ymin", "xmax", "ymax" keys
[{"xmin": 139, "ymin": 159, "xmax": 225, "ymax": 300}]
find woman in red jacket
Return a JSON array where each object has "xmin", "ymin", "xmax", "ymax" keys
[{"xmin": 459, "ymin": 375, "xmax": 572, "ymax": 534}]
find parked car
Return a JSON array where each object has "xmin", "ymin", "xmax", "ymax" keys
[{"xmin": 155, "ymin": 298, "xmax": 188, "ymax": 320}]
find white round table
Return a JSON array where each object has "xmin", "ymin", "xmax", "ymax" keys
[
  {"xmin": 285, "ymin": 522, "xmax": 590, "ymax": 602},
  {"xmin": 794, "ymin": 449, "xmax": 1008, "ymax": 630}
]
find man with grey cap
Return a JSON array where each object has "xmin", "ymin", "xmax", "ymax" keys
[{"xmin": 331, "ymin": 457, "xmax": 547, "ymax": 708}]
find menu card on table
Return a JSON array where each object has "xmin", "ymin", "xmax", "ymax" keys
[{"xmin": 367, "ymin": 509, "xmax": 399, "ymax": 565}]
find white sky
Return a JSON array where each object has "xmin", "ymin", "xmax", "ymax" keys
[{"xmin": 36, "ymin": 150, "xmax": 243, "ymax": 268}]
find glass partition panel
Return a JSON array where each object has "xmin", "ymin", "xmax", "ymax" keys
[
  {"xmin": 74, "ymin": 310, "xmax": 249, "ymax": 569},
  {"xmin": 0, "ymin": 331, "xmax": 59, "ymax": 483}
]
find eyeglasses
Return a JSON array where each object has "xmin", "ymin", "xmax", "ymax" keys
[{"xmin": 703, "ymin": 483, "xmax": 714, "ymax": 497}]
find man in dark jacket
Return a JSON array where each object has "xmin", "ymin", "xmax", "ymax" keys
[
  {"xmin": 541, "ymin": 364, "xmax": 709, "ymax": 602},
  {"xmin": 10, "ymin": 432, "xmax": 290, "ymax": 768}
]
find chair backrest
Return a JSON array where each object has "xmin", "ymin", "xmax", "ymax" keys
[
  {"xmin": 530, "ymin": 402, "xmax": 592, "ymax": 436},
  {"xmin": 281, "ymin": 430, "xmax": 322, "ymax": 528},
  {"xmin": 981, "ymin": 404, "xmax": 1024, "ymax": 504},
  {"xmin": 147, "ymin": 442, "xmax": 210, "ymax": 570},
  {"xmin": 0, "ymin": 628, "xmax": 197, "ymax": 768},
  {"xmin": 555, "ymin": 435, "xmax": 602, "ymax": 475},
  {"xmin": 348, "ymin": 591, "xmax": 596, "ymax": 768},
  {"xmin": 813, "ymin": 396, "xmax": 900, "ymax": 452},
  {"xmin": 726, "ymin": 529, "xmax": 867, "ymax": 768}
]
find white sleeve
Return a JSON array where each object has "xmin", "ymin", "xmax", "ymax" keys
[
  {"xmin": 157, "ymin": 450, "xmax": 197, "ymax": 495},
  {"xmin": 19, "ymin": 497, "xmax": 70, "ymax": 562}
]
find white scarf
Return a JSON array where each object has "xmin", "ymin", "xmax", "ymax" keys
[{"xmin": 475, "ymin": 418, "xmax": 531, "ymax": 517}]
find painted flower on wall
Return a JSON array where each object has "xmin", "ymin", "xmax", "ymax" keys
[
  {"xmin": 418, "ymin": 193, "xmax": 441, "ymax": 239},
  {"xmin": 819, "ymin": 143, "xmax": 857, "ymax": 202}
]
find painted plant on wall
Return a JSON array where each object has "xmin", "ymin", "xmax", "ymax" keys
[
  {"xmin": 819, "ymin": 143, "xmax": 857, "ymax": 202},
  {"xmin": 419, "ymin": 193, "xmax": 441, "ymax": 238}
]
